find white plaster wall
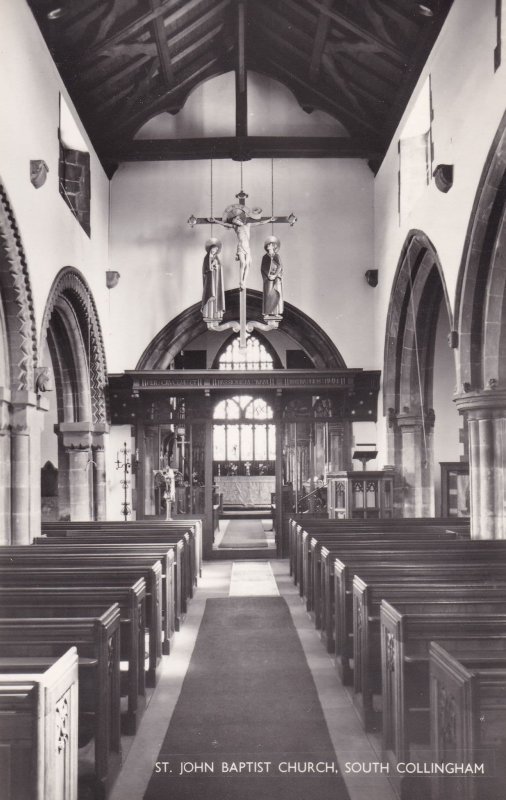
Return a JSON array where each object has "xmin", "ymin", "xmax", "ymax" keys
[
  {"xmin": 135, "ymin": 71, "xmax": 348, "ymax": 139},
  {"xmin": 109, "ymin": 156, "xmax": 374, "ymax": 372},
  {"xmin": 0, "ymin": 1, "xmax": 110, "ymax": 352},
  {"xmin": 374, "ymin": 0, "xmax": 506, "ymax": 467}
]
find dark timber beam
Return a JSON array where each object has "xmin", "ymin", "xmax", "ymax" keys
[
  {"xmin": 100, "ymin": 136, "xmax": 381, "ymax": 162},
  {"xmin": 309, "ymin": 0, "xmax": 333, "ymax": 80},
  {"xmin": 149, "ymin": 0, "xmax": 175, "ymax": 86},
  {"xmin": 236, "ymin": 0, "xmax": 248, "ymax": 137},
  {"xmin": 304, "ymin": 0, "xmax": 407, "ymax": 63},
  {"xmin": 82, "ymin": 0, "xmax": 204, "ymax": 62}
]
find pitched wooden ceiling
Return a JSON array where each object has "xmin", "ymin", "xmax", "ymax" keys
[{"xmin": 29, "ymin": 0, "xmax": 453, "ymax": 169}]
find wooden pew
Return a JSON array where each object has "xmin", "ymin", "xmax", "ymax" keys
[
  {"xmin": 42, "ymin": 520, "xmax": 201, "ymax": 595},
  {"xmin": 380, "ymin": 601, "xmax": 506, "ymax": 787},
  {"xmin": 316, "ymin": 537, "xmax": 497, "ymax": 643},
  {"xmin": 0, "ymin": 606, "xmax": 121, "ymax": 797},
  {"xmin": 430, "ymin": 641, "xmax": 506, "ymax": 800},
  {"xmin": 288, "ymin": 516, "xmax": 469, "ymax": 591},
  {"xmin": 301, "ymin": 525, "xmax": 462, "ymax": 606},
  {"xmin": 301, "ymin": 524, "xmax": 465, "ymax": 611},
  {"xmin": 0, "ymin": 564, "xmax": 162, "ymax": 687},
  {"xmin": 0, "ymin": 581, "xmax": 146, "ymax": 734},
  {"xmin": 30, "ymin": 540, "xmax": 177, "ymax": 643},
  {"xmin": 0, "ymin": 648, "xmax": 78, "ymax": 800},
  {"xmin": 352, "ymin": 579, "xmax": 506, "ymax": 730},
  {"xmin": 334, "ymin": 560, "xmax": 506, "ymax": 684},
  {"xmin": 35, "ymin": 536, "xmax": 183, "ymax": 635},
  {"xmin": 0, "ymin": 548, "xmax": 172, "ymax": 654},
  {"xmin": 39, "ymin": 528, "xmax": 194, "ymax": 622}
]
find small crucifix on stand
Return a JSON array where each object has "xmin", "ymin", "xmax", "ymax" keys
[{"xmin": 188, "ymin": 189, "xmax": 296, "ymax": 348}]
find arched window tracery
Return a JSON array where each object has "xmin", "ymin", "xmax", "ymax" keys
[{"xmin": 213, "ymin": 394, "xmax": 275, "ymax": 465}]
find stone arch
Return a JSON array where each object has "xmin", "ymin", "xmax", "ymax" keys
[
  {"xmin": 0, "ymin": 182, "xmax": 38, "ymax": 391},
  {"xmin": 137, "ymin": 288, "xmax": 346, "ymax": 369},
  {"xmin": 40, "ymin": 268, "xmax": 109, "ymax": 425},
  {"xmin": 455, "ymin": 110, "xmax": 506, "ymax": 392},
  {"xmin": 383, "ymin": 230, "xmax": 454, "ymax": 516},
  {"xmin": 0, "ymin": 182, "xmax": 41, "ymax": 543},
  {"xmin": 454, "ymin": 112, "xmax": 506, "ymax": 538},
  {"xmin": 40, "ymin": 268, "xmax": 109, "ymax": 521}
]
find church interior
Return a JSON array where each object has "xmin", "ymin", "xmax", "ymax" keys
[{"xmin": 1, "ymin": 0, "xmax": 506, "ymax": 798}]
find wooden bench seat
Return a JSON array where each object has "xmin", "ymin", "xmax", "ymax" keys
[
  {"xmin": 35, "ymin": 536, "xmax": 185, "ymax": 633},
  {"xmin": 316, "ymin": 537, "xmax": 499, "ymax": 640},
  {"xmin": 0, "ymin": 581, "xmax": 146, "ymax": 734},
  {"xmin": 42, "ymin": 520, "xmax": 201, "ymax": 593},
  {"xmin": 0, "ymin": 648, "xmax": 79, "ymax": 800},
  {"xmin": 334, "ymin": 560, "xmax": 506, "ymax": 684},
  {"xmin": 430, "ymin": 641, "xmax": 506, "ymax": 800},
  {"xmin": 30, "ymin": 540, "xmax": 178, "ymax": 641},
  {"xmin": 351, "ymin": 579, "xmax": 506, "ymax": 731},
  {"xmin": 380, "ymin": 601, "xmax": 506, "ymax": 787},
  {"xmin": 0, "ymin": 606, "xmax": 121, "ymax": 796},
  {"xmin": 0, "ymin": 564, "xmax": 162, "ymax": 687},
  {"xmin": 288, "ymin": 516, "xmax": 469, "ymax": 587},
  {"xmin": 301, "ymin": 527, "xmax": 462, "ymax": 604},
  {"xmin": 0, "ymin": 548, "xmax": 172, "ymax": 655},
  {"xmin": 40, "ymin": 529, "xmax": 195, "ymax": 617},
  {"xmin": 55, "ymin": 529, "xmax": 195, "ymax": 611}
]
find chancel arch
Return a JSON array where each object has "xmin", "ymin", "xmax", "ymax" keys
[
  {"xmin": 454, "ymin": 112, "xmax": 506, "ymax": 539},
  {"xmin": 136, "ymin": 289, "xmax": 346, "ymax": 370},
  {"xmin": 383, "ymin": 231, "xmax": 459, "ymax": 517},
  {"xmin": 0, "ymin": 182, "xmax": 41, "ymax": 544},
  {"xmin": 39, "ymin": 268, "xmax": 109, "ymax": 522}
]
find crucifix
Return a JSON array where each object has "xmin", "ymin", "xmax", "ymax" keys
[{"xmin": 188, "ymin": 189, "xmax": 297, "ymax": 348}]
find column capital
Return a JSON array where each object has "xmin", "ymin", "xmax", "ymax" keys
[
  {"xmin": 391, "ymin": 408, "xmax": 435, "ymax": 430},
  {"xmin": 454, "ymin": 387, "xmax": 506, "ymax": 419},
  {"xmin": 10, "ymin": 389, "xmax": 39, "ymax": 409},
  {"xmin": 55, "ymin": 421, "xmax": 110, "ymax": 449}
]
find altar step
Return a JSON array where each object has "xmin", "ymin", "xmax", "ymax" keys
[
  {"xmin": 212, "ymin": 546, "xmax": 277, "ymax": 560},
  {"xmin": 221, "ymin": 507, "xmax": 271, "ymax": 519}
]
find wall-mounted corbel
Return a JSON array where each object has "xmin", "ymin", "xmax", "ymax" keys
[
  {"xmin": 106, "ymin": 270, "xmax": 120, "ymax": 289},
  {"xmin": 433, "ymin": 164, "xmax": 454, "ymax": 193},
  {"xmin": 365, "ymin": 269, "xmax": 378, "ymax": 287},
  {"xmin": 30, "ymin": 160, "xmax": 49, "ymax": 189}
]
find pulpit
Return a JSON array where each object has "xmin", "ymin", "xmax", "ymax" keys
[{"xmin": 327, "ymin": 469, "xmax": 394, "ymax": 519}]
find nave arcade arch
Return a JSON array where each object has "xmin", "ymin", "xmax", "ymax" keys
[
  {"xmin": 39, "ymin": 268, "xmax": 109, "ymax": 523},
  {"xmin": 383, "ymin": 231, "xmax": 462, "ymax": 518},
  {"xmin": 454, "ymin": 111, "xmax": 506, "ymax": 539},
  {"xmin": 0, "ymin": 182, "xmax": 41, "ymax": 544}
]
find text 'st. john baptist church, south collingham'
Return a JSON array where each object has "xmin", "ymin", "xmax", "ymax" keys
[{"xmin": 1, "ymin": 2, "xmax": 506, "ymax": 800}]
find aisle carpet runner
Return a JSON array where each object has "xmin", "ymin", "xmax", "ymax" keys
[
  {"xmin": 219, "ymin": 518, "xmax": 268, "ymax": 548},
  {"xmin": 144, "ymin": 597, "xmax": 350, "ymax": 800}
]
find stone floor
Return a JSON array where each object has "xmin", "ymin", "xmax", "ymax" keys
[{"xmin": 109, "ymin": 559, "xmax": 398, "ymax": 800}]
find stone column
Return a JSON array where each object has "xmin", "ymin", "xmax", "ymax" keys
[
  {"xmin": 57, "ymin": 422, "xmax": 94, "ymax": 521},
  {"xmin": 10, "ymin": 390, "xmax": 48, "ymax": 544},
  {"xmin": 92, "ymin": 423, "xmax": 109, "ymax": 521},
  {"xmin": 0, "ymin": 390, "xmax": 11, "ymax": 543},
  {"xmin": 56, "ymin": 435, "xmax": 71, "ymax": 520},
  {"xmin": 394, "ymin": 410, "xmax": 435, "ymax": 517},
  {"xmin": 455, "ymin": 388, "xmax": 506, "ymax": 539}
]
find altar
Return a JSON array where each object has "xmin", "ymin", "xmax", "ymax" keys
[{"xmin": 215, "ymin": 476, "xmax": 276, "ymax": 507}]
